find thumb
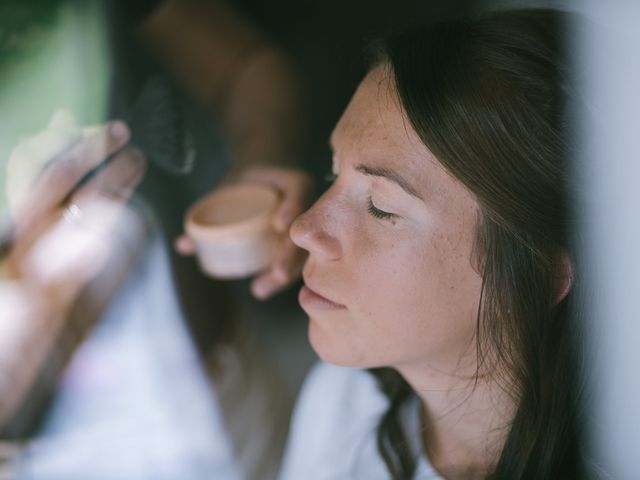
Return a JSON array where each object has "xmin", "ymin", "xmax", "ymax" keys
[
  {"xmin": 272, "ymin": 196, "xmax": 302, "ymax": 234},
  {"xmin": 174, "ymin": 235, "xmax": 196, "ymax": 255}
]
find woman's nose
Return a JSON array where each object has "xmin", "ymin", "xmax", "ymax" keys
[{"xmin": 290, "ymin": 199, "xmax": 342, "ymax": 261}]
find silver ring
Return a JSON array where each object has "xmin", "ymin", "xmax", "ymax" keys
[{"xmin": 62, "ymin": 203, "xmax": 83, "ymax": 224}]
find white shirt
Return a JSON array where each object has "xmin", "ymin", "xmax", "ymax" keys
[
  {"xmin": 14, "ymin": 235, "xmax": 243, "ymax": 480},
  {"xmin": 280, "ymin": 362, "xmax": 443, "ymax": 480}
]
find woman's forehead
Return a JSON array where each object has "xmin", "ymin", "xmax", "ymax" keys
[
  {"xmin": 330, "ymin": 66, "xmax": 479, "ymax": 211},
  {"xmin": 331, "ymin": 67, "xmax": 422, "ymax": 159}
]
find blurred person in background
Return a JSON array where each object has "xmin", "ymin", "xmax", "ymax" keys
[{"xmin": 0, "ymin": 0, "xmax": 311, "ymax": 478}]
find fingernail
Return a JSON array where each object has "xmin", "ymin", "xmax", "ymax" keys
[
  {"xmin": 252, "ymin": 282, "xmax": 269, "ymax": 300},
  {"xmin": 110, "ymin": 121, "xmax": 129, "ymax": 140}
]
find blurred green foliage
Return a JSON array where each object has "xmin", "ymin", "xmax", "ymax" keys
[
  {"xmin": 0, "ymin": 0, "xmax": 64, "ymax": 67},
  {"xmin": 0, "ymin": 0, "xmax": 109, "ymax": 213}
]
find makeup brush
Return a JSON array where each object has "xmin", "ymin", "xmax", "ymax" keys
[
  {"xmin": 0, "ymin": 74, "xmax": 197, "ymax": 438},
  {"xmin": 0, "ymin": 73, "xmax": 196, "ymax": 256},
  {"xmin": 128, "ymin": 73, "xmax": 196, "ymax": 176},
  {"xmin": 66, "ymin": 73, "xmax": 198, "ymax": 192}
]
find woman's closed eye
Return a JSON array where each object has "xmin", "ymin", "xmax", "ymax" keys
[
  {"xmin": 367, "ymin": 197, "xmax": 396, "ymax": 221},
  {"xmin": 324, "ymin": 168, "xmax": 398, "ymax": 222}
]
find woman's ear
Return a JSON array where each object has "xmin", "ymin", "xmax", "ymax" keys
[{"xmin": 555, "ymin": 251, "xmax": 574, "ymax": 304}]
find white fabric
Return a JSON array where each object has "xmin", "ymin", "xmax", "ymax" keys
[
  {"xmin": 14, "ymin": 235, "xmax": 243, "ymax": 480},
  {"xmin": 279, "ymin": 362, "xmax": 442, "ymax": 480}
]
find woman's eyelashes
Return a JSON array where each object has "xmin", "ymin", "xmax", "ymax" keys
[
  {"xmin": 324, "ymin": 168, "xmax": 397, "ymax": 222},
  {"xmin": 367, "ymin": 197, "xmax": 396, "ymax": 221}
]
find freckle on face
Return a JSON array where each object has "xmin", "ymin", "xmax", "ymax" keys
[{"xmin": 295, "ymin": 66, "xmax": 483, "ymax": 374}]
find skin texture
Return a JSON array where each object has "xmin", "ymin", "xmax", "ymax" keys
[
  {"xmin": 290, "ymin": 65, "xmax": 482, "ymax": 373},
  {"xmin": 290, "ymin": 65, "xmax": 513, "ymax": 478}
]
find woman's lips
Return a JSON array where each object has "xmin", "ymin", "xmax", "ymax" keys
[{"xmin": 299, "ymin": 284, "xmax": 346, "ymax": 311}]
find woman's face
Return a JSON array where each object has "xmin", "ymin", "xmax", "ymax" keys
[{"xmin": 290, "ymin": 66, "xmax": 483, "ymax": 373}]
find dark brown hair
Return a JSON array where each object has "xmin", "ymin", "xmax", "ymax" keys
[{"xmin": 371, "ymin": 9, "xmax": 587, "ymax": 479}]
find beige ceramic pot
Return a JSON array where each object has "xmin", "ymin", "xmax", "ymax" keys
[{"xmin": 185, "ymin": 184, "xmax": 281, "ymax": 279}]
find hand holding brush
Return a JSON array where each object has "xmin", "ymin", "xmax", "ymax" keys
[{"xmin": 0, "ymin": 119, "xmax": 147, "ymax": 438}]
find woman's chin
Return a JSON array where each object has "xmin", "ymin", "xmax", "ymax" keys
[{"xmin": 307, "ymin": 317, "xmax": 378, "ymax": 369}]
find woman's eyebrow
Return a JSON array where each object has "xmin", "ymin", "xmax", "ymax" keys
[{"xmin": 356, "ymin": 163, "xmax": 423, "ymax": 201}]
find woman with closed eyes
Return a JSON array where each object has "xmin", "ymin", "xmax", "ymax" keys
[{"xmin": 280, "ymin": 8, "xmax": 588, "ymax": 480}]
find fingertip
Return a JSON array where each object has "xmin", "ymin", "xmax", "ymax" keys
[
  {"xmin": 174, "ymin": 235, "xmax": 195, "ymax": 255},
  {"xmin": 251, "ymin": 266, "xmax": 291, "ymax": 300},
  {"xmin": 110, "ymin": 121, "xmax": 130, "ymax": 142},
  {"xmin": 273, "ymin": 204, "xmax": 298, "ymax": 233},
  {"xmin": 250, "ymin": 278, "xmax": 271, "ymax": 300},
  {"xmin": 271, "ymin": 264, "xmax": 291, "ymax": 284}
]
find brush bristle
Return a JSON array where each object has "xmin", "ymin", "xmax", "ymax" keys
[{"xmin": 130, "ymin": 75, "xmax": 196, "ymax": 175}]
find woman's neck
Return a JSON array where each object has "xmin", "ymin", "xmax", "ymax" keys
[{"xmin": 398, "ymin": 362, "xmax": 514, "ymax": 479}]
